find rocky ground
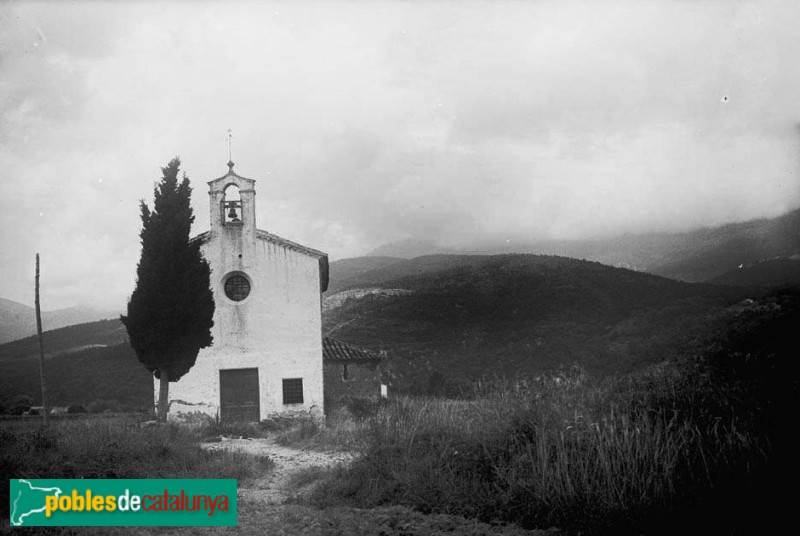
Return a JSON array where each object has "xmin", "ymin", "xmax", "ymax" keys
[{"xmin": 202, "ymin": 437, "xmax": 354, "ymax": 505}]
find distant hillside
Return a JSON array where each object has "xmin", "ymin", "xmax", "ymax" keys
[
  {"xmin": 538, "ymin": 208, "xmax": 799, "ymax": 282},
  {"xmin": 327, "ymin": 256, "xmax": 403, "ymax": 294},
  {"xmin": 707, "ymin": 257, "xmax": 800, "ymax": 287},
  {"xmin": 323, "ymin": 254, "xmax": 754, "ymax": 395},
  {"xmin": 0, "ymin": 298, "xmax": 120, "ymax": 344},
  {"xmin": 647, "ymin": 208, "xmax": 800, "ymax": 281},
  {"xmin": 0, "ymin": 319, "xmax": 128, "ymax": 361},
  {"xmin": 367, "ymin": 239, "xmax": 453, "ymax": 259},
  {"xmin": 367, "ymin": 208, "xmax": 800, "ymax": 284},
  {"xmin": 0, "ymin": 342, "xmax": 152, "ymax": 411},
  {"xmin": 0, "ymin": 253, "xmax": 782, "ymax": 405},
  {"xmin": 0, "ymin": 319, "xmax": 151, "ymax": 410}
]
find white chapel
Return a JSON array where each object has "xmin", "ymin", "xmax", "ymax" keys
[{"xmin": 161, "ymin": 160, "xmax": 329, "ymax": 422}]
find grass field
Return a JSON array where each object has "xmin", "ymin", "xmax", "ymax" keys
[
  {"xmin": 0, "ymin": 417, "xmax": 274, "ymax": 529},
  {"xmin": 0, "ymin": 363, "xmax": 785, "ymax": 535},
  {"xmin": 278, "ymin": 364, "xmax": 779, "ymax": 535},
  {"xmin": 0, "ymin": 415, "xmax": 540, "ymax": 536}
]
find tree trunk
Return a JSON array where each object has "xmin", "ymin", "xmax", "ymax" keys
[
  {"xmin": 35, "ymin": 254, "xmax": 48, "ymax": 426},
  {"xmin": 157, "ymin": 368, "xmax": 170, "ymax": 422}
]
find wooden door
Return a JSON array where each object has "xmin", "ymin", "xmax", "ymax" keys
[{"xmin": 219, "ymin": 368, "xmax": 260, "ymax": 422}]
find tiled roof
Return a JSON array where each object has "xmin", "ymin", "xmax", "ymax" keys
[
  {"xmin": 254, "ymin": 229, "xmax": 327, "ymax": 259},
  {"xmin": 323, "ymin": 336, "xmax": 382, "ymax": 363}
]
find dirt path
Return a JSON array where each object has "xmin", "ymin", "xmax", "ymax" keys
[
  {"xmin": 197, "ymin": 438, "xmax": 556, "ymax": 535},
  {"xmin": 202, "ymin": 437, "xmax": 353, "ymax": 504}
]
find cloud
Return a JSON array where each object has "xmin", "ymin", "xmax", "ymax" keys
[{"xmin": 1, "ymin": 0, "xmax": 799, "ymax": 310}]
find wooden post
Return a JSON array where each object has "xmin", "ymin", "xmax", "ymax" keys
[
  {"xmin": 35, "ymin": 254, "xmax": 48, "ymax": 425},
  {"xmin": 158, "ymin": 368, "xmax": 170, "ymax": 423}
]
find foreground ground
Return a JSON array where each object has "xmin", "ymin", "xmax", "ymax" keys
[
  {"xmin": 0, "ymin": 429, "xmax": 553, "ymax": 535},
  {"xmin": 202, "ymin": 436, "xmax": 354, "ymax": 505},
  {"xmin": 195, "ymin": 436, "xmax": 552, "ymax": 536},
  {"xmin": 8, "ymin": 281, "xmax": 794, "ymax": 535}
]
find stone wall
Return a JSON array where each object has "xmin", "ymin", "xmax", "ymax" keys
[{"xmin": 323, "ymin": 360, "xmax": 382, "ymax": 410}]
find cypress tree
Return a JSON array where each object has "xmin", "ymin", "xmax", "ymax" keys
[{"xmin": 121, "ymin": 157, "xmax": 214, "ymax": 422}]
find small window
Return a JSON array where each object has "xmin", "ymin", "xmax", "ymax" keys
[
  {"xmin": 224, "ymin": 275, "xmax": 250, "ymax": 302},
  {"xmin": 282, "ymin": 378, "xmax": 304, "ymax": 405},
  {"xmin": 341, "ymin": 364, "xmax": 349, "ymax": 381}
]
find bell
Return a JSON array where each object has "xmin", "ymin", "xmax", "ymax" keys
[{"xmin": 227, "ymin": 206, "xmax": 238, "ymax": 220}]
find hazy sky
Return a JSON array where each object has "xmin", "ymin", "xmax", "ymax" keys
[{"xmin": 1, "ymin": 0, "xmax": 799, "ymax": 311}]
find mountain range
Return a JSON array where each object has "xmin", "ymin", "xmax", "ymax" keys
[
  {"xmin": 0, "ymin": 207, "xmax": 797, "ymax": 406},
  {"xmin": 0, "ymin": 298, "xmax": 119, "ymax": 345},
  {"xmin": 0, "ymin": 320, "xmax": 150, "ymax": 411},
  {"xmin": 324, "ymin": 254, "xmax": 761, "ymax": 394},
  {"xmin": 366, "ymin": 207, "xmax": 800, "ymax": 285}
]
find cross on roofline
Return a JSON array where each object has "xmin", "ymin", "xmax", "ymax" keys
[{"xmin": 227, "ymin": 129, "xmax": 233, "ymax": 169}]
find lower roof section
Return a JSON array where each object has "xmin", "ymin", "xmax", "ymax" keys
[{"xmin": 323, "ymin": 336, "xmax": 382, "ymax": 363}]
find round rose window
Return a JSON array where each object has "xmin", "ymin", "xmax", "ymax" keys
[{"xmin": 224, "ymin": 274, "xmax": 251, "ymax": 302}]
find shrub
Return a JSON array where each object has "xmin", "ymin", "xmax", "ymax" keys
[
  {"xmin": 67, "ymin": 404, "xmax": 87, "ymax": 414},
  {"xmin": 86, "ymin": 399, "xmax": 123, "ymax": 414},
  {"xmin": 339, "ymin": 396, "xmax": 385, "ymax": 420},
  {"xmin": 259, "ymin": 413, "xmax": 311, "ymax": 432},
  {"xmin": 274, "ymin": 418, "xmax": 321, "ymax": 447},
  {"xmin": 272, "ymin": 407, "xmax": 365, "ymax": 452},
  {"xmin": 10, "ymin": 394, "xmax": 33, "ymax": 416}
]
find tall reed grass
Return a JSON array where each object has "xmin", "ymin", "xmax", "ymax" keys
[
  {"xmin": 308, "ymin": 368, "xmax": 773, "ymax": 534},
  {"xmin": 274, "ymin": 406, "xmax": 368, "ymax": 451}
]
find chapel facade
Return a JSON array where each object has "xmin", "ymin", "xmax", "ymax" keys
[{"xmin": 161, "ymin": 161, "xmax": 329, "ymax": 422}]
